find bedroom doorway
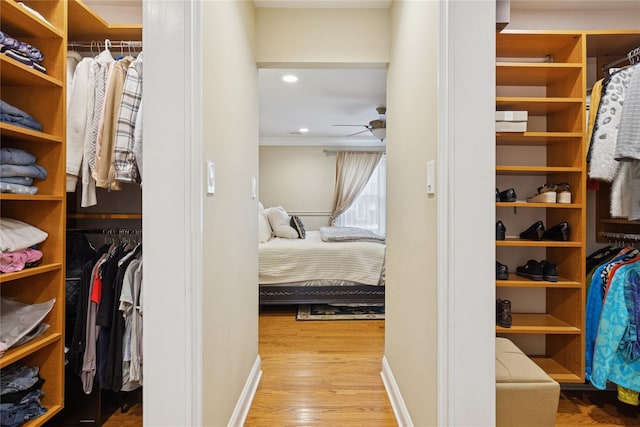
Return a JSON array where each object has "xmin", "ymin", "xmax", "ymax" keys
[{"xmin": 257, "ymin": 66, "xmax": 388, "ymax": 308}]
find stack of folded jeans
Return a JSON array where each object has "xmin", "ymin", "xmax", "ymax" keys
[
  {"xmin": 0, "ymin": 147, "xmax": 47, "ymax": 195},
  {"xmin": 0, "ymin": 30, "xmax": 46, "ymax": 73},
  {"xmin": 0, "ymin": 101, "xmax": 42, "ymax": 132},
  {"xmin": 0, "ymin": 364, "xmax": 47, "ymax": 427}
]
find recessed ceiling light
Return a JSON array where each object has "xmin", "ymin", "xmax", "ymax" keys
[
  {"xmin": 299, "ymin": 128, "xmax": 309, "ymax": 133},
  {"xmin": 282, "ymin": 74, "xmax": 298, "ymax": 83}
]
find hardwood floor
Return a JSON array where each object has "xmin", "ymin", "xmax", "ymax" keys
[
  {"xmin": 244, "ymin": 305, "xmax": 395, "ymax": 426},
  {"xmin": 104, "ymin": 305, "xmax": 640, "ymax": 426}
]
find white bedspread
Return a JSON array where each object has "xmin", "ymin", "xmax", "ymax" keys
[{"xmin": 259, "ymin": 231, "xmax": 385, "ymax": 286}]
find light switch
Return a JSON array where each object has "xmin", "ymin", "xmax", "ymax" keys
[
  {"xmin": 206, "ymin": 160, "xmax": 215, "ymax": 194},
  {"xmin": 251, "ymin": 176, "xmax": 257, "ymax": 199},
  {"xmin": 426, "ymin": 160, "xmax": 435, "ymax": 195}
]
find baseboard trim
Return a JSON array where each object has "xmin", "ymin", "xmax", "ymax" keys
[
  {"xmin": 381, "ymin": 356, "xmax": 413, "ymax": 427},
  {"xmin": 228, "ymin": 355, "xmax": 262, "ymax": 427}
]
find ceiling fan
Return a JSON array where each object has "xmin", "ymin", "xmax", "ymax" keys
[{"xmin": 334, "ymin": 107, "xmax": 386, "ymax": 142}]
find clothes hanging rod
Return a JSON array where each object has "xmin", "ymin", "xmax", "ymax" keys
[
  {"xmin": 602, "ymin": 45, "xmax": 640, "ymax": 71},
  {"xmin": 67, "ymin": 228, "xmax": 142, "ymax": 235},
  {"xmin": 68, "ymin": 40, "xmax": 142, "ymax": 49},
  {"xmin": 600, "ymin": 231, "xmax": 640, "ymax": 242}
]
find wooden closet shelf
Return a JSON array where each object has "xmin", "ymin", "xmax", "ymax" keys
[
  {"xmin": 496, "ymin": 202, "xmax": 583, "ymax": 209},
  {"xmin": 496, "ymin": 166, "xmax": 583, "ymax": 175},
  {"xmin": 0, "ymin": 123, "xmax": 63, "ymax": 144},
  {"xmin": 598, "ymin": 218, "xmax": 640, "ymax": 226},
  {"xmin": 0, "ymin": 194, "xmax": 64, "ymax": 202},
  {"xmin": 496, "ymin": 97, "xmax": 583, "ymax": 114},
  {"xmin": 68, "ymin": 0, "xmax": 142, "ymax": 41},
  {"xmin": 496, "ymin": 275, "xmax": 581, "ymax": 288},
  {"xmin": 496, "ymin": 313, "xmax": 580, "ymax": 334},
  {"xmin": 497, "ymin": 239, "xmax": 582, "ymax": 248},
  {"xmin": 1, "ymin": 0, "xmax": 64, "ymax": 38},
  {"xmin": 0, "ymin": 55, "xmax": 64, "ymax": 88},
  {"xmin": 67, "ymin": 213, "xmax": 142, "ymax": 219},
  {"xmin": 496, "ymin": 31, "xmax": 583, "ymax": 60},
  {"xmin": 0, "ymin": 332, "xmax": 62, "ymax": 368},
  {"xmin": 529, "ymin": 357, "xmax": 583, "ymax": 383},
  {"xmin": 0, "ymin": 263, "xmax": 62, "ymax": 284},
  {"xmin": 496, "ymin": 132, "xmax": 582, "ymax": 146},
  {"xmin": 496, "ymin": 63, "xmax": 582, "ymax": 86}
]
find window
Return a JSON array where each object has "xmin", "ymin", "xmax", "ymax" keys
[{"xmin": 336, "ymin": 155, "xmax": 386, "ymax": 236}]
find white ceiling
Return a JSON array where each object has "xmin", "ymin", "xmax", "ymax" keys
[{"xmin": 259, "ymin": 68, "xmax": 387, "ymax": 146}]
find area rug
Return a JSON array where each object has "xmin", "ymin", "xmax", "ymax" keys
[{"xmin": 296, "ymin": 304, "xmax": 385, "ymax": 321}]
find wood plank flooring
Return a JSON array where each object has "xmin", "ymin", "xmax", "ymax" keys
[
  {"xmin": 104, "ymin": 305, "xmax": 640, "ymax": 426},
  {"xmin": 244, "ymin": 305, "xmax": 395, "ymax": 426}
]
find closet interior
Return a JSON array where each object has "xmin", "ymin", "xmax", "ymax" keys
[
  {"xmin": 0, "ymin": 1, "xmax": 142, "ymax": 426},
  {"xmin": 495, "ymin": 29, "xmax": 640, "ymax": 385},
  {"xmin": 58, "ymin": 2, "xmax": 143, "ymax": 426}
]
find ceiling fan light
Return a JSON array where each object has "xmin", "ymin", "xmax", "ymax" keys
[{"xmin": 371, "ymin": 127, "xmax": 386, "ymax": 142}]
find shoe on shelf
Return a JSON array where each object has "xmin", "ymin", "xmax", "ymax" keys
[
  {"xmin": 556, "ymin": 182, "xmax": 572, "ymax": 204},
  {"xmin": 540, "ymin": 260, "xmax": 558, "ymax": 282},
  {"xmin": 496, "ymin": 220, "xmax": 506, "ymax": 241},
  {"xmin": 543, "ymin": 221, "xmax": 570, "ymax": 241},
  {"xmin": 527, "ymin": 183, "xmax": 557, "ymax": 203},
  {"xmin": 496, "ymin": 188, "xmax": 500, "ymax": 202},
  {"xmin": 516, "ymin": 259, "xmax": 544, "ymax": 281},
  {"xmin": 496, "ymin": 261, "xmax": 509, "ymax": 280},
  {"xmin": 496, "ymin": 299, "xmax": 512, "ymax": 328},
  {"xmin": 520, "ymin": 220, "xmax": 545, "ymax": 241},
  {"xmin": 498, "ymin": 188, "xmax": 517, "ymax": 202}
]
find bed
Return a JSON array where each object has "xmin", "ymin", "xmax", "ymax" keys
[{"xmin": 258, "ymin": 228, "xmax": 385, "ymax": 305}]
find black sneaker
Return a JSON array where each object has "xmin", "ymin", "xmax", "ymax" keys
[
  {"xmin": 496, "ymin": 299, "xmax": 512, "ymax": 328},
  {"xmin": 520, "ymin": 221, "xmax": 545, "ymax": 241},
  {"xmin": 496, "ymin": 220, "xmax": 506, "ymax": 241},
  {"xmin": 540, "ymin": 260, "xmax": 558, "ymax": 282},
  {"xmin": 516, "ymin": 259, "xmax": 543, "ymax": 281},
  {"xmin": 496, "ymin": 261, "xmax": 509, "ymax": 280}
]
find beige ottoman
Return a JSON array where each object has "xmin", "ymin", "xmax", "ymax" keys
[{"xmin": 496, "ymin": 337, "xmax": 560, "ymax": 427}]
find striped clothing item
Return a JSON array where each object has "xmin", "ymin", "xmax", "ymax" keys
[{"xmin": 113, "ymin": 52, "xmax": 143, "ymax": 184}]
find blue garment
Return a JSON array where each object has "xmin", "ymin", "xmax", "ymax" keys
[
  {"xmin": 0, "ymin": 31, "xmax": 44, "ymax": 62},
  {"xmin": 591, "ymin": 261, "xmax": 640, "ymax": 391},
  {"xmin": 585, "ymin": 251, "xmax": 635, "ymax": 380},
  {"xmin": 0, "ymin": 182, "xmax": 38, "ymax": 195},
  {"xmin": 0, "ymin": 100, "xmax": 42, "ymax": 131},
  {"xmin": 0, "ymin": 164, "xmax": 47, "ymax": 180},
  {"xmin": 0, "ymin": 389, "xmax": 46, "ymax": 427},
  {"xmin": 0, "ymin": 365, "xmax": 39, "ymax": 395},
  {"xmin": 0, "ymin": 177, "xmax": 34, "ymax": 186},
  {"xmin": 1, "ymin": 148, "xmax": 36, "ymax": 166},
  {"xmin": 620, "ymin": 269, "xmax": 640, "ymax": 363}
]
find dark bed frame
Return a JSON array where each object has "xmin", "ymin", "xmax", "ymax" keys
[{"xmin": 259, "ymin": 284, "xmax": 385, "ymax": 305}]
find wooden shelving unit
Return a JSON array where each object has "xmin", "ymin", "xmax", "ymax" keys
[
  {"xmin": 0, "ymin": 0, "xmax": 67, "ymax": 424},
  {"xmin": 495, "ymin": 31, "xmax": 587, "ymax": 383}
]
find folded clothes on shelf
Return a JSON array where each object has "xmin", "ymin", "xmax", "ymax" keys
[
  {"xmin": 0, "ymin": 217, "xmax": 48, "ymax": 253},
  {"xmin": 0, "ymin": 101, "xmax": 43, "ymax": 132},
  {"xmin": 0, "ymin": 30, "xmax": 44, "ymax": 62},
  {"xmin": 0, "ymin": 297, "xmax": 55, "ymax": 355}
]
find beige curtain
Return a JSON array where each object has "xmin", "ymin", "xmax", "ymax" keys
[{"xmin": 329, "ymin": 151, "xmax": 383, "ymax": 225}]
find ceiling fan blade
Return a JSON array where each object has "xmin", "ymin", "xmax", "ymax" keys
[
  {"xmin": 333, "ymin": 124, "xmax": 368, "ymax": 127},
  {"xmin": 347, "ymin": 129, "xmax": 370, "ymax": 137}
]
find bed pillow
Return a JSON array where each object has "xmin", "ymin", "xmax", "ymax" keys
[
  {"xmin": 267, "ymin": 207, "xmax": 299, "ymax": 239},
  {"xmin": 258, "ymin": 202, "xmax": 272, "ymax": 243},
  {"xmin": 290, "ymin": 215, "xmax": 306, "ymax": 239}
]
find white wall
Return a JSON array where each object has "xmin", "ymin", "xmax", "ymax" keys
[
  {"xmin": 508, "ymin": 5, "xmax": 640, "ymax": 31},
  {"xmin": 259, "ymin": 146, "xmax": 335, "ymax": 230},
  {"xmin": 145, "ymin": 1, "xmax": 259, "ymax": 425},
  {"xmin": 255, "ymin": 8, "xmax": 389, "ymax": 66},
  {"xmin": 384, "ymin": 1, "xmax": 439, "ymax": 423},
  {"xmin": 201, "ymin": 2, "xmax": 260, "ymax": 425}
]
